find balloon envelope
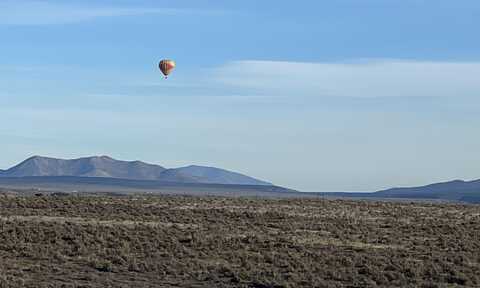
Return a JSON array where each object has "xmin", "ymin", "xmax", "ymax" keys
[{"xmin": 159, "ymin": 59, "xmax": 176, "ymax": 77}]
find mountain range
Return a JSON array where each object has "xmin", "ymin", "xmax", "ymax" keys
[
  {"xmin": 1, "ymin": 156, "xmax": 480, "ymax": 203},
  {"xmin": 0, "ymin": 156, "xmax": 272, "ymax": 186}
]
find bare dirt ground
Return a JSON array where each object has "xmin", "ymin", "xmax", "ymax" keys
[{"xmin": 0, "ymin": 194, "xmax": 479, "ymax": 287}]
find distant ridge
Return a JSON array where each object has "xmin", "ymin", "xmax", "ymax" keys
[
  {"xmin": 0, "ymin": 156, "xmax": 272, "ymax": 186},
  {"xmin": 374, "ymin": 179, "xmax": 480, "ymax": 203},
  {"xmin": 318, "ymin": 179, "xmax": 480, "ymax": 204}
]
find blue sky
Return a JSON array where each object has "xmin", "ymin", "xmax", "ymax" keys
[{"xmin": 1, "ymin": 0, "xmax": 480, "ymax": 191}]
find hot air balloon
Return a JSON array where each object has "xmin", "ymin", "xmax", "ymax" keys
[{"xmin": 159, "ymin": 59, "xmax": 176, "ymax": 79}]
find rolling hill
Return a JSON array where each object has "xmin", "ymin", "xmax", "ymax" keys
[
  {"xmin": 318, "ymin": 179, "xmax": 480, "ymax": 203},
  {"xmin": 374, "ymin": 179, "xmax": 480, "ymax": 203}
]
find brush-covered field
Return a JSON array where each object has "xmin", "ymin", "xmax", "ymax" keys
[{"xmin": 0, "ymin": 194, "xmax": 479, "ymax": 287}]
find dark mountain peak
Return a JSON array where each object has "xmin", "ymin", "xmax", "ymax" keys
[
  {"xmin": 98, "ymin": 155, "xmax": 113, "ymax": 159},
  {"xmin": 25, "ymin": 155, "xmax": 53, "ymax": 162},
  {"xmin": 183, "ymin": 164, "xmax": 217, "ymax": 170},
  {"xmin": 78, "ymin": 155, "xmax": 113, "ymax": 161},
  {"xmin": 84, "ymin": 156, "xmax": 151, "ymax": 166},
  {"xmin": 92, "ymin": 155, "xmax": 117, "ymax": 161}
]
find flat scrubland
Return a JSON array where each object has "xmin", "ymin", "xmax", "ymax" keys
[{"xmin": 0, "ymin": 194, "xmax": 479, "ymax": 288}]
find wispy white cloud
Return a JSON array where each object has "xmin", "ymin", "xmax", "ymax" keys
[
  {"xmin": 211, "ymin": 60, "xmax": 480, "ymax": 98},
  {"xmin": 0, "ymin": 1, "xmax": 207, "ymax": 25}
]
